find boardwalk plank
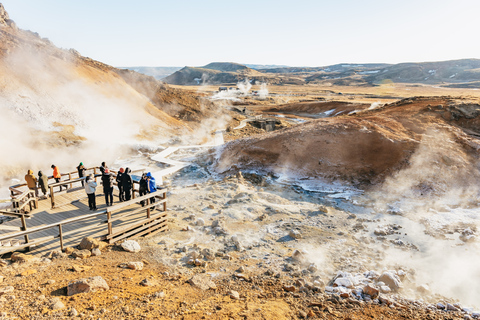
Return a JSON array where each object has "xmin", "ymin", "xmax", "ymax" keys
[{"xmin": 0, "ymin": 188, "xmax": 167, "ymax": 256}]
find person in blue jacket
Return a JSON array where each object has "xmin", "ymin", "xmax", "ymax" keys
[{"xmin": 146, "ymin": 172, "xmax": 157, "ymax": 209}]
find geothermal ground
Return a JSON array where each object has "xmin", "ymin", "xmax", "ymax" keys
[{"xmin": 0, "ymin": 143, "xmax": 479, "ymax": 319}]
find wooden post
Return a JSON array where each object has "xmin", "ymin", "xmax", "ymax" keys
[
  {"xmin": 58, "ymin": 224, "xmax": 64, "ymax": 251},
  {"xmin": 94, "ymin": 168, "xmax": 97, "ymax": 183},
  {"xmin": 163, "ymin": 192, "xmax": 167, "ymax": 212},
  {"xmin": 20, "ymin": 215, "xmax": 29, "ymax": 248},
  {"xmin": 107, "ymin": 211, "xmax": 112, "ymax": 236},
  {"xmin": 28, "ymin": 193, "xmax": 33, "ymax": 212},
  {"xmin": 50, "ymin": 186, "xmax": 55, "ymax": 208},
  {"xmin": 147, "ymin": 204, "xmax": 151, "ymax": 219},
  {"xmin": 69, "ymin": 173, "xmax": 72, "ymax": 189}
]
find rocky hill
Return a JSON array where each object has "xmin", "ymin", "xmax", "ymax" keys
[
  {"xmin": 164, "ymin": 62, "xmax": 274, "ymax": 85},
  {"xmin": 164, "ymin": 60, "xmax": 480, "ymax": 87}
]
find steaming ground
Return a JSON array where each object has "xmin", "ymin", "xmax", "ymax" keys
[{"xmin": 124, "ymin": 146, "xmax": 480, "ymax": 314}]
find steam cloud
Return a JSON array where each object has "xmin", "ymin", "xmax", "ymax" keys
[{"xmin": 0, "ymin": 43, "xmax": 172, "ymax": 197}]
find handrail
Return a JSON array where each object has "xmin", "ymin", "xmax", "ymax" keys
[
  {"xmin": 9, "ymin": 166, "xmax": 99, "ymax": 197},
  {"xmin": 0, "ymin": 210, "xmax": 32, "ymax": 218},
  {"xmin": 0, "ymin": 188, "xmax": 168, "ymax": 252}
]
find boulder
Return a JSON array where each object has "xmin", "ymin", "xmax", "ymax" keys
[
  {"xmin": 140, "ymin": 278, "xmax": 157, "ymax": 287},
  {"xmin": 334, "ymin": 277, "xmax": 355, "ymax": 288},
  {"xmin": 127, "ymin": 262, "xmax": 144, "ymax": 270},
  {"xmin": 362, "ymin": 285, "xmax": 379, "ymax": 298},
  {"xmin": 228, "ymin": 290, "xmax": 240, "ymax": 299},
  {"xmin": 121, "ymin": 240, "xmax": 141, "ymax": 253},
  {"xmin": 188, "ymin": 274, "xmax": 216, "ymax": 290},
  {"xmin": 72, "ymin": 265, "xmax": 92, "ymax": 272},
  {"xmin": 72, "ymin": 250, "xmax": 91, "ymax": 259},
  {"xmin": 79, "ymin": 237, "xmax": 100, "ymax": 250},
  {"xmin": 378, "ymin": 272, "xmax": 401, "ymax": 291},
  {"xmin": 416, "ymin": 284, "xmax": 430, "ymax": 294},
  {"xmin": 11, "ymin": 253, "xmax": 35, "ymax": 263},
  {"xmin": 50, "ymin": 297, "xmax": 65, "ymax": 310},
  {"xmin": 91, "ymin": 248, "xmax": 101, "ymax": 256},
  {"xmin": 291, "ymin": 249, "xmax": 307, "ymax": 262},
  {"xmin": 288, "ymin": 229, "xmax": 302, "ymax": 239},
  {"xmin": 283, "ymin": 285, "xmax": 296, "ymax": 292},
  {"xmin": 64, "ymin": 247, "xmax": 75, "ymax": 255},
  {"xmin": 0, "ymin": 286, "xmax": 14, "ymax": 296},
  {"xmin": 380, "ymin": 285, "xmax": 391, "ymax": 293},
  {"xmin": 67, "ymin": 276, "xmax": 109, "ymax": 296}
]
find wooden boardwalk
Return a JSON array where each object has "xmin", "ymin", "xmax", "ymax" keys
[{"xmin": 0, "ymin": 186, "xmax": 166, "ymax": 257}]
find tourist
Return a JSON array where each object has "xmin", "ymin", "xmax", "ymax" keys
[
  {"xmin": 102, "ymin": 168, "xmax": 114, "ymax": 206},
  {"xmin": 38, "ymin": 171, "xmax": 48, "ymax": 197},
  {"xmin": 146, "ymin": 172, "xmax": 157, "ymax": 209},
  {"xmin": 122, "ymin": 167, "xmax": 133, "ymax": 201},
  {"xmin": 100, "ymin": 162, "xmax": 107, "ymax": 174},
  {"xmin": 24, "ymin": 169, "xmax": 38, "ymax": 197},
  {"xmin": 116, "ymin": 168, "xmax": 125, "ymax": 202},
  {"xmin": 85, "ymin": 174, "xmax": 97, "ymax": 210},
  {"xmin": 139, "ymin": 173, "xmax": 148, "ymax": 206},
  {"xmin": 51, "ymin": 164, "xmax": 66, "ymax": 191},
  {"xmin": 77, "ymin": 162, "xmax": 86, "ymax": 186}
]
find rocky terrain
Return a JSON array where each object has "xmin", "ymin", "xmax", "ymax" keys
[{"xmin": 1, "ymin": 165, "xmax": 478, "ymax": 319}]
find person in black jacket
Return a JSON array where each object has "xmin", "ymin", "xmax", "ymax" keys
[
  {"xmin": 77, "ymin": 162, "xmax": 86, "ymax": 186},
  {"xmin": 100, "ymin": 162, "xmax": 107, "ymax": 175},
  {"xmin": 122, "ymin": 167, "xmax": 133, "ymax": 201},
  {"xmin": 116, "ymin": 168, "xmax": 125, "ymax": 202},
  {"xmin": 102, "ymin": 168, "xmax": 114, "ymax": 206}
]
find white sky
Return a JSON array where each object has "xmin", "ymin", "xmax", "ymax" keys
[{"xmin": 2, "ymin": 0, "xmax": 479, "ymax": 67}]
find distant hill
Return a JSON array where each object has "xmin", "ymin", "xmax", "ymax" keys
[
  {"xmin": 164, "ymin": 59, "xmax": 480, "ymax": 88},
  {"xmin": 164, "ymin": 62, "xmax": 271, "ymax": 85},
  {"xmin": 120, "ymin": 66, "xmax": 182, "ymax": 79}
]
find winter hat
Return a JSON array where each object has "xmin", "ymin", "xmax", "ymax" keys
[{"xmin": 119, "ymin": 168, "xmax": 125, "ymax": 173}]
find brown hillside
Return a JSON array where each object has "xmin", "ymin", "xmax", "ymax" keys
[{"xmin": 216, "ymin": 96, "xmax": 480, "ymax": 188}]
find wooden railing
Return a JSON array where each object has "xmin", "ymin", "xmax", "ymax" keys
[
  {"xmin": 0, "ymin": 189, "xmax": 168, "ymax": 255},
  {"xmin": 11, "ymin": 190, "xmax": 38, "ymax": 213},
  {"xmin": 8, "ymin": 166, "xmax": 148, "ymax": 209}
]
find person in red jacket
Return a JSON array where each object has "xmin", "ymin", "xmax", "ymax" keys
[{"xmin": 51, "ymin": 164, "xmax": 66, "ymax": 191}]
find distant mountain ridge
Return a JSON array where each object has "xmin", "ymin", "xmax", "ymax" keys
[{"xmin": 162, "ymin": 60, "xmax": 480, "ymax": 87}]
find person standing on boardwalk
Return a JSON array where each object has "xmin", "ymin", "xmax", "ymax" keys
[
  {"xmin": 122, "ymin": 167, "xmax": 133, "ymax": 201},
  {"xmin": 139, "ymin": 173, "xmax": 148, "ymax": 206},
  {"xmin": 116, "ymin": 168, "xmax": 125, "ymax": 202},
  {"xmin": 24, "ymin": 170, "xmax": 38, "ymax": 197},
  {"xmin": 100, "ymin": 162, "xmax": 107, "ymax": 175},
  {"xmin": 77, "ymin": 162, "xmax": 86, "ymax": 186},
  {"xmin": 102, "ymin": 168, "xmax": 114, "ymax": 206},
  {"xmin": 38, "ymin": 171, "xmax": 48, "ymax": 197},
  {"xmin": 51, "ymin": 164, "xmax": 66, "ymax": 191},
  {"xmin": 146, "ymin": 172, "xmax": 157, "ymax": 209},
  {"xmin": 85, "ymin": 174, "xmax": 97, "ymax": 210}
]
